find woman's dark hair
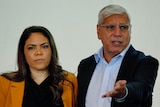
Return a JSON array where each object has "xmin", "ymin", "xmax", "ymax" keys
[{"xmin": 3, "ymin": 26, "xmax": 65, "ymax": 106}]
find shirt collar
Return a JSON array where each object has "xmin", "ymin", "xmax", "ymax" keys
[{"xmin": 94, "ymin": 44, "xmax": 131, "ymax": 63}]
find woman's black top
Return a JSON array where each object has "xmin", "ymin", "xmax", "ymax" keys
[{"xmin": 22, "ymin": 75, "xmax": 64, "ymax": 107}]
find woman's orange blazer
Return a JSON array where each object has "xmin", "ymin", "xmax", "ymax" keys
[{"xmin": 0, "ymin": 71, "xmax": 78, "ymax": 107}]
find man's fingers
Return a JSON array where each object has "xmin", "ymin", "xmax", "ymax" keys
[
  {"xmin": 115, "ymin": 80, "xmax": 127, "ymax": 86},
  {"xmin": 102, "ymin": 80, "xmax": 127, "ymax": 98}
]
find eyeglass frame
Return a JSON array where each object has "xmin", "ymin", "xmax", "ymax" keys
[{"xmin": 98, "ymin": 23, "xmax": 131, "ymax": 32}]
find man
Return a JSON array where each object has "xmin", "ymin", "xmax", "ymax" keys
[{"xmin": 77, "ymin": 4, "xmax": 159, "ymax": 107}]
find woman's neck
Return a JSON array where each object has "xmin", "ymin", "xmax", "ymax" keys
[{"xmin": 30, "ymin": 70, "xmax": 49, "ymax": 85}]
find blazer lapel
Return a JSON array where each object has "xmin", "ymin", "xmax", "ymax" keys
[
  {"xmin": 117, "ymin": 45, "xmax": 138, "ymax": 80},
  {"xmin": 11, "ymin": 81, "xmax": 25, "ymax": 107}
]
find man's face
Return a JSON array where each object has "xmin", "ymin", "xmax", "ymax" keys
[{"xmin": 97, "ymin": 14, "xmax": 131, "ymax": 58}]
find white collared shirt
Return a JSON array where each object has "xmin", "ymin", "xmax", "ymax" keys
[{"xmin": 85, "ymin": 44, "xmax": 130, "ymax": 107}]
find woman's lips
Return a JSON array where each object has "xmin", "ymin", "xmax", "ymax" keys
[{"xmin": 34, "ymin": 59, "xmax": 44, "ymax": 62}]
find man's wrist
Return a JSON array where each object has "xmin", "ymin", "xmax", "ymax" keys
[{"xmin": 114, "ymin": 87, "xmax": 128, "ymax": 103}]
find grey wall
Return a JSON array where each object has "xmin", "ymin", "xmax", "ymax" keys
[{"xmin": 0, "ymin": 0, "xmax": 159, "ymax": 106}]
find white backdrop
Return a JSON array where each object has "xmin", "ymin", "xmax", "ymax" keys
[{"xmin": 0, "ymin": 0, "xmax": 159, "ymax": 107}]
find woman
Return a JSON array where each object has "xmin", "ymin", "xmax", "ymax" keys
[{"xmin": 0, "ymin": 26, "xmax": 78, "ymax": 107}]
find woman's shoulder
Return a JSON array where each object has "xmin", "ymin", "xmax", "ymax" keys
[
  {"xmin": 0, "ymin": 72, "xmax": 17, "ymax": 81},
  {"xmin": 3, "ymin": 71, "xmax": 17, "ymax": 76},
  {"xmin": 61, "ymin": 70, "xmax": 78, "ymax": 87},
  {"xmin": 1, "ymin": 72, "xmax": 17, "ymax": 77},
  {"xmin": 0, "ymin": 72, "xmax": 16, "ymax": 87},
  {"xmin": 63, "ymin": 70, "xmax": 77, "ymax": 81}
]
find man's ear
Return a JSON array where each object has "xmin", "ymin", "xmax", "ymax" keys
[{"xmin": 97, "ymin": 25, "xmax": 101, "ymax": 40}]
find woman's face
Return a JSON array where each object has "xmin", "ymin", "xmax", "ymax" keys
[{"xmin": 24, "ymin": 32, "xmax": 52, "ymax": 72}]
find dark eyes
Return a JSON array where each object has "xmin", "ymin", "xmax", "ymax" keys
[
  {"xmin": 42, "ymin": 45, "xmax": 49, "ymax": 49},
  {"xmin": 106, "ymin": 25, "xmax": 115, "ymax": 30},
  {"xmin": 27, "ymin": 45, "xmax": 49, "ymax": 50},
  {"xmin": 28, "ymin": 47, "xmax": 34, "ymax": 50},
  {"xmin": 99, "ymin": 24, "xmax": 130, "ymax": 32}
]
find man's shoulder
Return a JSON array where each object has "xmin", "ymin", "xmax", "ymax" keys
[
  {"xmin": 78, "ymin": 55, "xmax": 97, "ymax": 71},
  {"xmin": 80, "ymin": 55, "xmax": 95, "ymax": 63},
  {"xmin": 125, "ymin": 46, "xmax": 159, "ymax": 65}
]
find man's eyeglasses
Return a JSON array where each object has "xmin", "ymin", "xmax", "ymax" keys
[{"xmin": 98, "ymin": 24, "xmax": 131, "ymax": 32}]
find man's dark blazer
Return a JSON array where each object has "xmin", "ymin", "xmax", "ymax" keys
[{"xmin": 77, "ymin": 45, "xmax": 159, "ymax": 107}]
